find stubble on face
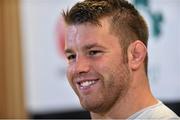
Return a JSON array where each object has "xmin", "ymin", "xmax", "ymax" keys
[
  {"xmin": 81, "ymin": 60, "xmax": 130, "ymax": 114},
  {"xmin": 65, "ymin": 19, "xmax": 131, "ymax": 114},
  {"xmin": 71, "ymin": 44, "xmax": 131, "ymax": 113}
]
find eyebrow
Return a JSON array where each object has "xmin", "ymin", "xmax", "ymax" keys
[
  {"xmin": 82, "ymin": 43, "xmax": 106, "ymax": 50},
  {"xmin": 64, "ymin": 43, "xmax": 106, "ymax": 54},
  {"xmin": 64, "ymin": 49, "xmax": 73, "ymax": 54}
]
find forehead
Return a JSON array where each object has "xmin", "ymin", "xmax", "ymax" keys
[
  {"xmin": 65, "ymin": 18, "xmax": 121, "ymax": 50},
  {"xmin": 66, "ymin": 19, "xmax": 110, "ymax": 38}
]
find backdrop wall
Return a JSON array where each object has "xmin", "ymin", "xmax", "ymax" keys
[{"xmin": 20, "ymin": 0, "xmax": 180, "ymax": 114}]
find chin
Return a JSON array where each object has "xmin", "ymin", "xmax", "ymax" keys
[
  {"xmin": 80, "ymin": 99, "xmax": 109, "ymax": 113},
  {"xmin": 82, "ymin": 104, "xmax": 103, "ymax": 113}
]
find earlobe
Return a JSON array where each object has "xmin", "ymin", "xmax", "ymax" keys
[{"xmin": 128, "ymin": 40, "xmax": 147, "ymax": 71}]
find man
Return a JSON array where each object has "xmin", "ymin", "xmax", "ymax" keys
[{"xmin": 62, "ymin": 0, "xmax": 179, "ymax": 119}]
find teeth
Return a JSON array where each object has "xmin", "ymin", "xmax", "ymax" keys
[{"xmin": 80, "ymin": 81, "xmax": 95, "ymax": 87}]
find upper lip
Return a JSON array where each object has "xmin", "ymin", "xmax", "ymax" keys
[{"xmin": 76, "ymin": 78, "xmax": 99, "ymax": 84}]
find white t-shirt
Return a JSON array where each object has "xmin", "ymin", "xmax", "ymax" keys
[{"xmin": 128, "ymin": 101, "xmax": 179, "ymax": 119}]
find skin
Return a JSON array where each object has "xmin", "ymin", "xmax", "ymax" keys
[{"xmin": 64, "ymin": 18, "xmax": 157, "ymax": 119}]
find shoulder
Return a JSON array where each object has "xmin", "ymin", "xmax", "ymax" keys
[{"xmin": 129, "ymin": 101, "xmax": 179, "ymax": 119}]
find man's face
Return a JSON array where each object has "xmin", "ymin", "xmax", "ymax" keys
[{"xmin": 65, "ymin": 19, "xmax": 130, "ymax": 113}]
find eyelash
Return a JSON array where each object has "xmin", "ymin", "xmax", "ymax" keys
[
  {"xmin": 88, "ymin": 50, "xmax": 102, "ymax": 56},
  {"xmin": 67, "ymin": 54, "xmax": 76, "ymax": 61},
  {"xmin": 66, "ymin": 50, "xmax": 103, "ymax": 61}
]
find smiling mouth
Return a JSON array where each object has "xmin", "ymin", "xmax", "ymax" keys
[{"xmin": 77, "ymin": 79, "xmax": 99, "ymax": 90}]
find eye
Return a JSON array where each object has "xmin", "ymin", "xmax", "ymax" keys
[
  {"xmin": 66, "ymin": 54, "xmax": 76, "ymax": 61},
  {"xmin": 88, "ymin": 50, "xmax": 102, "ymax": 56}
]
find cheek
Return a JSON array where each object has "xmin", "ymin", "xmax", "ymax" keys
[
  {"xmin": 95, "ymin": 56, "xmax": 126, "ymax": 80},
  {"xmin": 93, "ymin": 57, "xmax": 116, "ymax": 73},
  {"xmin": 66, "ymin": 66, "xmax": 74, "ymax": 86},
  {"xmin": 66, "ymin": 65, "xmax": 80, "ymax": 96},
  {"xmin": 92, "ymin": 61, "xmax": 113, "ymax": 84}
]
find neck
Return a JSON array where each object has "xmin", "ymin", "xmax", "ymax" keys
[{"xmin": 90, "ymin": 70, "xmax": 158, "ymax": 119}]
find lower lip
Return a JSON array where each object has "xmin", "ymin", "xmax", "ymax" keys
[{"xmin": 77, "ymin": 80, "xmax": 99, "ymax": 94}]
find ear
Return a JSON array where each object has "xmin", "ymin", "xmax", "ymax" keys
[{"xmin": 127, "ymin": 40, "xmax": 147, "ymax": 71}]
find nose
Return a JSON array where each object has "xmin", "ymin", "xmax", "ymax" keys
[{"xmin": 74, "ymin": 56, "xmax": 90, "ymax": 74}]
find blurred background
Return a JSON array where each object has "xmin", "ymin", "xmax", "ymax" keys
[{"xmin": 0, "ymin": 0, "xmax": 180, "ymax": 119}]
